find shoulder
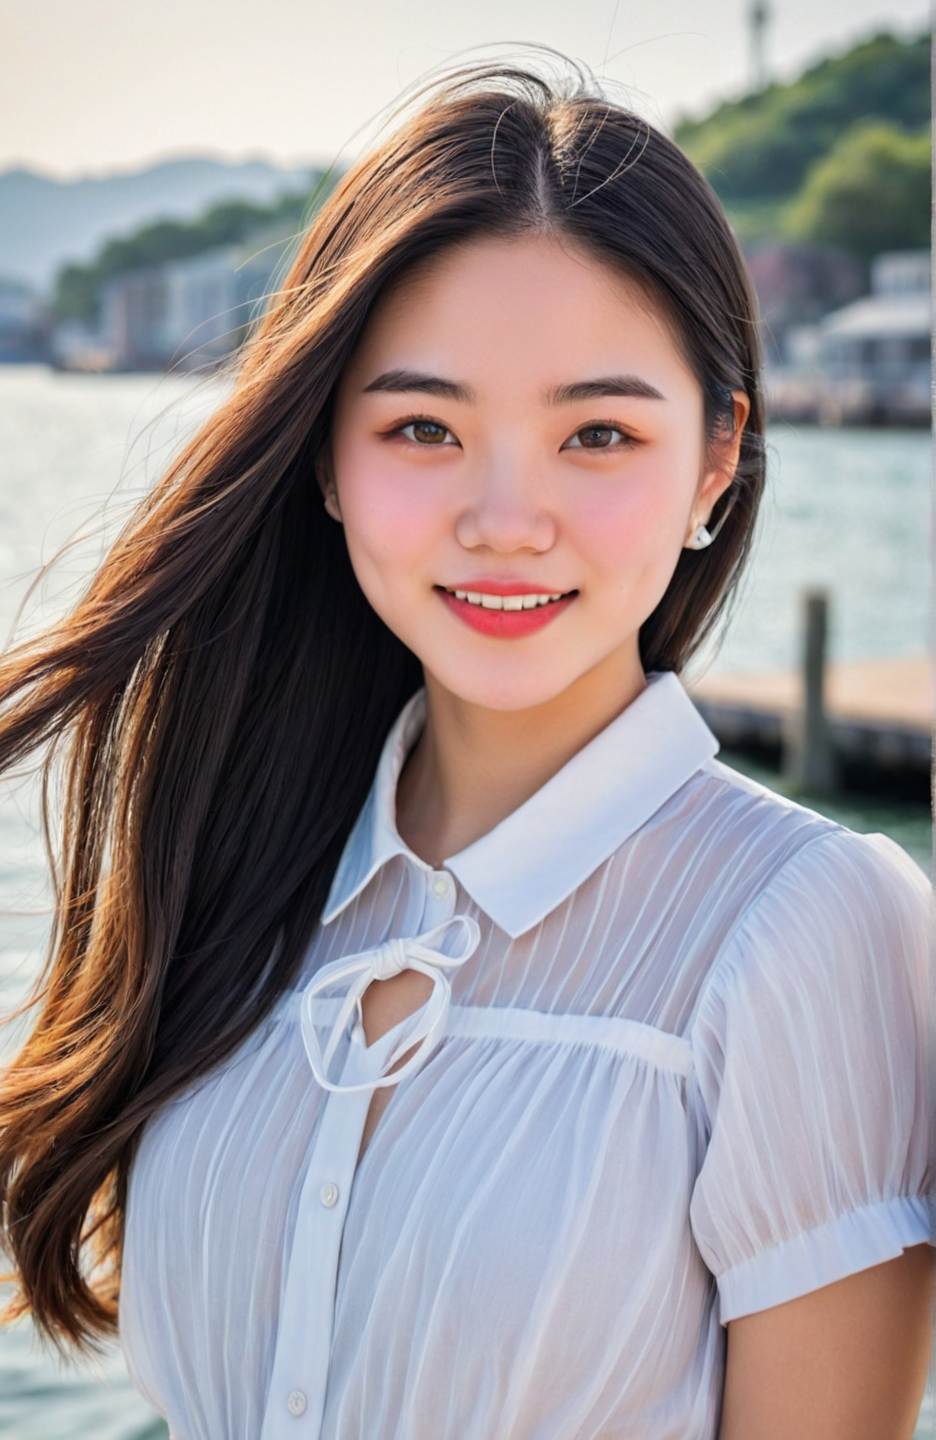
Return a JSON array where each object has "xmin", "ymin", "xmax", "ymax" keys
[
  {"xmin": 683, "ymin": 755, "xmax": 845, "ymax": 865},
  {"xmin": 691, "ymin": 811, "xmax": 931, "ymax": 1044},
  {"xmin": 682, "ymin": 759, "xmax": 930, "ymax": 1014},
  {"xmin": 691, "ymin": 755, "xmax": 928, "ymax": 910},
  {"xmin": 724, "ymin": 818, "xmax": 930, "ymax": 958}
]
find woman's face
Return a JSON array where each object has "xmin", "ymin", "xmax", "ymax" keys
[{"xmin": 322, "ymin": 232, "xmax": 749, "ymax": 712}]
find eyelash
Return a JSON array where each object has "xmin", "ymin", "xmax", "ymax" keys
[{"xmin": 382, "ymin": 413, "xmax": 641, "ymax": 452}]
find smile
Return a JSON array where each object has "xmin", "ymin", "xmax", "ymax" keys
[
  {"xmin": 441, "ymin": 586, "xmax": 575, "ymax": 610},
  {"xmin": 434, "ymin": 586, "xmax": 579, "ymax": 638}
]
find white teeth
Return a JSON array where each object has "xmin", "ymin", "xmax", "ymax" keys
[{"xmin": 445, "ymin": 588, "xmax": 568, "ymax": 611}]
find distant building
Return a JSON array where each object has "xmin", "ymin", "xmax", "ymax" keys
[
  {"xmin": 93, "ymin": 224, "xmax": 298, "ymax": 372},
  {"xmin": 764, "ymin": 249, "xmax": 930, "ymax": 426},
  {"xmin": 816, "ymin": 251, "xmax": 930, "ymax": 419},
  {"xmin": 162, "ymin": 246, "xmax": 242, "ymax": 367},
  {"xmin": 99, "ymin": 264, "xmax": 171, "ymax": 370},
  {"xmin": 49, "ymin": 317, "xmax": 114, "ymax": 372},
  {"xmin": 0, "ymin": 276, "xmax": 50, "ymax": 362},
  {"xmin": 743, "ymin": 241, "xmax": 865, "ymax": 365}
]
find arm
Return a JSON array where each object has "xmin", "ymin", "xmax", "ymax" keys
[{"xmin": 719, "ymin": 1242, "xmax": 934, "ymax": 1439}]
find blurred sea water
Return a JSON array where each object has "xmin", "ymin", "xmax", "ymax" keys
[{"xmin": 0, "ymin": 366, "xmax": 931, "ymax": 1437}]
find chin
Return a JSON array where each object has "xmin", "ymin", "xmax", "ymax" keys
[{"xmin": 423, "ymin": 665, "xmax": 586, "ymax": 714}]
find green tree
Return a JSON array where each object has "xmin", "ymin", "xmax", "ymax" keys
[
  {"xmin": 55, "ymin": 262, "xmax": 103, "ymax": 322},
  {"xmin": 785, "ymin": 121, "xmax": 930, "ymax": 263},
  {"xmin": 674, "ymin": 29, "xmax": 928, "ymax": 204}
]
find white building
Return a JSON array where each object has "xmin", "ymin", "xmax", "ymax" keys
[
  {"xmin": 767, "ymin": 250, "xmax": 930, "ymax": 425},
  {"xmin": 814, "ymin": 250, "xmax": 930, "ymax": 423},
  {"xmin": 96, "ymin": 223, "xmax": 298, "ymax": 372}
]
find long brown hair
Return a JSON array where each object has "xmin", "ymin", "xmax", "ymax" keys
[{"xmin": 0, "ymin": 48, "xmax": 766, "ymax": 1359}]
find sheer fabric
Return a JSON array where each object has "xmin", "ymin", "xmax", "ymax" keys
[{"xmin": 118, "ymin": 669, "xmax": 933, "ymax": 1439}]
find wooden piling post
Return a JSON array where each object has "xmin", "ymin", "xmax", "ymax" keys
[{"xmin": 781, "ymin": 588, "xmax": 839, "ymax": 793}]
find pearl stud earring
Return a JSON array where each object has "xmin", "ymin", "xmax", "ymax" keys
[{"xmin": 685, "ymin": 522, "xmax": 713, "ymax": 549}]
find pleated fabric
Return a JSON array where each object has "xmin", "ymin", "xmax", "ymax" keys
[{"xmin": 117, "ymin": 670, "xmax": 933, "ymax": 1439}]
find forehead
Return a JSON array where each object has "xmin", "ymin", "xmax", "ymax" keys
[{"xmin": 337, "ymin": 233, "xmax": 695, "ymax": 404}]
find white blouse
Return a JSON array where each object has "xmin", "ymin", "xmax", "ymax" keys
[{"xmin": 118, "ymin": 668, "xmax": 933, "ymax": 1440}]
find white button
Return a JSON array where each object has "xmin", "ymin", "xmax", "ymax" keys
[
  {"xmin": 320, "ymin": 1181, "xmax": 339, "ymax": 1207},
  {"xmin": 431, "ymin": 873, "xmax": 452, "ymax": 898},
  {"xmin": 287, "ymin": 1389, "xmax": 307, "ymax": 1416}
]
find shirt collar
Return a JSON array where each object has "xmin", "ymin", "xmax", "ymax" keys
[{"xmin": 321, "ymin": 669, "xmax": 720, "ymax": 941}]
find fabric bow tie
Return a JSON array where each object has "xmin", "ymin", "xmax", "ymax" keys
[{"xmin": 300, "ymin": 913, "xmax": 481, "ymax": 1095}]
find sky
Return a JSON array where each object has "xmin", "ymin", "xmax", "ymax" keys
[{"xmin": 3, "ymin": 0, "xmax": 930, "ymax": 180}]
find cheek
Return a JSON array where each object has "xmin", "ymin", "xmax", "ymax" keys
[
  {"xmin": 340, "ymin": 457, "xmax": 442, "ymax": 570},
  {"xmin": 574, "ymin": 456, "xmax": 689, "ymax": 575}
]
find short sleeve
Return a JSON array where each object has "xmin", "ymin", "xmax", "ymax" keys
[{"xmin": 688, "ymin": 827, "xmax": 934, "ymax": 1325}]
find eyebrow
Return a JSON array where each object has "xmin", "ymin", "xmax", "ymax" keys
[{"xmin": 360, "ymin": 368, "xmax": 667, "ymax": 405}]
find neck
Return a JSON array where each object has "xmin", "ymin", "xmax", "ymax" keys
[{"xmin": 394, "ymin": 653, "xmax": 648, "ymax": 868}]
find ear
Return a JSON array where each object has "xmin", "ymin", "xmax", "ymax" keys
[
  {"xmin": 315, "ymin": 444, "xmax": 342, "ymax": 523},
  {"xmin": 692, "ymin": 389, "xmax": 751, "ymax": 527}
]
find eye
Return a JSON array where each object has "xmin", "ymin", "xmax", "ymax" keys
[
  {"xmin": 385, "ymin": 415, "xmax": 458, "ymax": 447},
  {"xmin": 381, "ymin": 415, "xmax": 642, "ymax": 451},
  {"xmin": 563, "ymin": 422, "xmax": 641, "ymax": 452}
]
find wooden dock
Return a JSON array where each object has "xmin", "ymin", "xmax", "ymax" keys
[{"xmin": 686, "ymin": 655, "xmax": 931, "ymax": 774}]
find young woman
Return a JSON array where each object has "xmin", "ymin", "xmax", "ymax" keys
[{"xmin": 0, "ymin": 53, "xmax": 932, "ymax": 1440}]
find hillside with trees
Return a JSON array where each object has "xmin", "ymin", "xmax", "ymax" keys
[{"xmin": 673, "ymin": 28, "xmax": 928, "ymax": 259}]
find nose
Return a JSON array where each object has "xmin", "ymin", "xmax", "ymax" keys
[{"xmin": 457, "ymin": 461, "xmax": 556, "ymax": 551}]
